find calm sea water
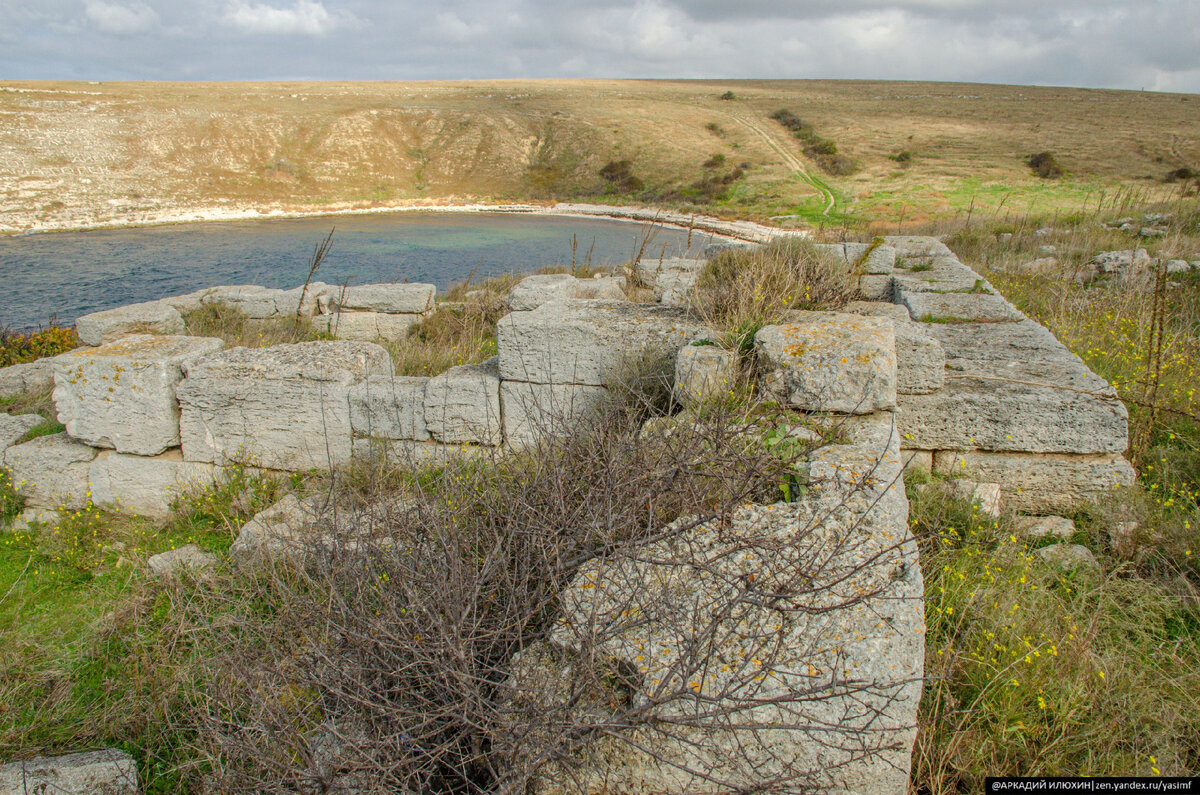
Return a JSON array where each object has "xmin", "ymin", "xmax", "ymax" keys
[{"xmin": 0, "ymin": 212, "xmax": 710, "ymax": 330}]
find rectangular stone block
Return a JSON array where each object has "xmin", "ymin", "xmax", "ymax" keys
[
  {"xmin": 75, "ymin": 300, "xmax": 185, "ymax": 346},
  {"xmin": 325, "ymin": 283, "xmax": 435, "ymax": 314},
  {"xmin": 633, "ymin": 258, "xmax": 706, "ymax": 305},
  {"xmin": 756, "ymin": 312, "xmax": 897, "ymax": 415},
  {"xmin": 858, "ymin": 274, "xmax": 895, "ymax": 301},
  {"xmin": 675, "ymin": 338, "xmax": 739, "ymax": 407},
  {"xmin": 0, "ymin": 359, "xmax": 55, "ymax": 399},
  {"xmin": 0, "ymin": 749, "xmax": 138, "ymax": 795},
  {"xmin": 177, "ymin": 341, "xmax": 392, "ymax": 470},
  {"xmin": 89, "ymin": 450, "xmax": 218, "ymax": 520},
  {"xmin": 500, "ymin": 381, "xmax": 611, "ymax": 447},
  {"xmin": 351, "ymin": 437, "xmax": 484, "ymax": 468},
  {"xmin": 3, "ymin": 433, "xmax": 97, "ymax": 510},
  {"xmin": 898, "ymin": 376, "xmax": 1128, "ymax": 454},
  {"xmin": 844, "ymin": 302, "xmax": 944, "ymax": 394},
  {"xmin": 883, "ymin": 235, "xmax": 955, "ymax": 259},
  {"xmin": 843, "ymin": 242, "xmax": 896, "ymax": 274},
  {"xmin": 424, "ymin": 357, "xmax": 502, "ymax": 445},
  {"xmin": 933, "ymin": 450, "xmax": 1136, "ymax": 514},
  {"xmin": 507, "ymin": 274, "xmax": 626, "ymax": 311},
  {"xmin": 902, "ymin": 448, "xmax": 933, "ymax": 474},
  {"xmin": 497, "ymin": 300, "xmax": 704, "ymax": 386},
  {"xmin": 892, "ymin": 260, "xmax": 983, "ymax": 294},
  {"xmin": 349, "ymin": 375, "xmax": 429, "ymax": 441},
  {"xmin": 312, "ymin": 311, "xmax": 422, "ymax": 342},
  {"xmin": 200, "ymin": 283, "xmax": 327, "ymax": 318},
  {"xmin": 53, "ymin": 335, "xmax": 224, "ymax": 456},
  {"xmin": 1, "ymin": 414, "xmax": 41, "ymax": 450},
  {"xmin": 901, "ymin": 292, "xmax": 1023, "ymax": 323}
]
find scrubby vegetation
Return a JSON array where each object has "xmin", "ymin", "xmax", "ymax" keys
[
  {"xmin": 1026, "ymin": 151, "xmax": 1065, "ymax": 179},
  {"xmin": 0, "ymin": 325, "xmax": 78, "ymax": 367},
  {"xmin": 770, "ymin": 109, "xmax": 859, "ymax": 176},
  {"xmin": 693, "ymin": 236, "xmax": 859, "ymax": 351}
]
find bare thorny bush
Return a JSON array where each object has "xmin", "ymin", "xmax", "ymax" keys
[{"xmin": 165, "ymin": 380, "xmax": 914, "ymax": 794}]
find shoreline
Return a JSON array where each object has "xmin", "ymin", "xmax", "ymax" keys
[{"xmin": 0, "ymin": 201, "xmax": 801, "ymax": 245}]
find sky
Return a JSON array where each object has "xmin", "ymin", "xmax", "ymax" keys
[{"xmin": 2, "ymin": 0, "xmax": 1199, "ymax": 92}]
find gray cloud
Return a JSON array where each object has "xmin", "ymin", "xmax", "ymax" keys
[{"xmin": 0, "ymin": 0, "xmax": 1196, "ymax": 91}]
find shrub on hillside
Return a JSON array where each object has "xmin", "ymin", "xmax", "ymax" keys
[
  {"xmin": 597, "ymin": 159, "xmax": 644, "ymax": 193},
  {"xmin": 1027, "ymin": 151, "xmax": 1065, "ymax": 179}
]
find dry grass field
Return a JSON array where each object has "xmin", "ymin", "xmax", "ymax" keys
[{"xmin": 2, "ymin": 79, "xmax": 1197, "ymax": 234}]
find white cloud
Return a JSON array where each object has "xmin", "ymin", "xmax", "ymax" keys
[
  {"xmin": 83, "ymin": 0, "xmax": 159, "ymax": 35},
  {"xmin": 222, "ymin": 0, "xmax": 341, "ymax": 35}
]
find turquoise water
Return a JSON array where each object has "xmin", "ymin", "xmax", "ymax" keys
[{"xmin": 0, "ymin": 212, "xmax": 710, "ymax": 330}]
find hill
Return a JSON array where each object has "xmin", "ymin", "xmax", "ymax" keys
[{"xmin": 1, "ymin": 79, "xmax": 1197, "ymax": 233}]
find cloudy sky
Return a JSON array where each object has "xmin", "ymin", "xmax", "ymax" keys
[{"xmin": 2, "ymin": 0, "xmax": 1199, "ymax": 92}]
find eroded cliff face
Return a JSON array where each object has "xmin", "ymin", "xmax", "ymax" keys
[{"xmin": 0, "ymin": 82, "xmax": 622, "ymax": 233}]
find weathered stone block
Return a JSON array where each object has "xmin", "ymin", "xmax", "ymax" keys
[
  {"xmin": 843, "ymin": 242, "xmax": 897, "ymax": 274},
  {"xmin": 0, "ymin": 359, "xmax": 55, "ymax": 398},
  {"xmin": 1, "ymin": 414, "xmax": 41, "ymax": 451},
  {"xmin": 674, "ymin": 338, "xmax": 739, "ymax": 407},
  {"xmin": 313, "ymin": 311, "xmax": 422, "ymax": 341},
  {"xmin": 89, "ymin": 450, "xmax": 218, "ymax": 519},
  {"xmin": 756, "ymin": 313, "xmax": 897, "ymax": 414},
  {"xmin": 932, "ymin": 450, "xmax": 1135, "ymax": 514},
  {"xmin": 177, "ymin": 341, "xmax": 391, "ymax": 470},
  {"xmin": 351, "ymin": 437, "xmax": 485, "ymax": 467},
  {"xmin": 947, "ymin": 479, "xmax": 1002, "ymax": 517},
  {"xmin": 633, "ymin": 257, "xmax": 706, "ymax": 305},
  {"xmin": 3, "ymin": 433, "xmax": 97, "ymax": 510},
  {"xmin": 1036, "ymin": 543, "xmax": 1099, "ymax": 571},
  {"xmin": 147, "ymin": 543, "xmax": 217, "ymax": 578},
  {"xmin": 508, "ymin": 273, "xmax": 626, "ymax": 311},
  {"xmin": 859, "ymin": 274, "xmax": 895, "ymax": 300},
  {"xmin": 500, "ymin": 381, "xmax": 611, "ymax": 447},
  {"xmin": 0, "ymin": 748, "xmax": 138, "ymax": 794},
  {"xmin": 497, "ymin": 300, "xmax": 704, "ymax": 386},
  {"xmin": 902, "ymin": 449, "xmax": 933, "ymax": 474},
  {"xmin": 75, "ymin": 300, "xmax": 185, "ymax": 346},
  {"xmin": 200, "ymin": 283, "xmax": 327, "ymax": 318},
  {"xmin": 844, "ymin": 302, "xmax": 944, "ymax": 394},
  {"xmin": 884, "ymin": 235, "xmax": 955, "ymax": 259},
  {"xmin": 511, "ymin": 420, "xmax": 921, "ymax": 795},
  {"xmin": 1016, "ymin": 516, "xmax": 1076, "ymax": 539},
  {"xmin": 424, "ymin": 357, "xmax": 502, "ymax": 445},
  {"xmin": 52, "ymin": 335, "xmax": 223, "ymax": 456},
  {"xmin": 325, "ymin": 283, "xmax": 435, "ymax": 314},
  {"xmin": 901, "ymin": 292, "xmax": 1023, "ymax": 323},
  {"xmin": 900, "ymin": 377, "xmax": 1128, "ymax": 454},
  {"xmin": 349, "ymin": 375, "xmax": 429, "ymax": 441}
]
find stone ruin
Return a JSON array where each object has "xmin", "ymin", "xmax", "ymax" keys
[{"xmin": 0, "ymin": 235, "xmax": 1134, "ymax": 793}]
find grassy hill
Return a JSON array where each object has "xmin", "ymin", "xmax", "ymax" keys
[{"xmin": 1, "ymin": 78, "xmax": 1197, "ymax": 233}]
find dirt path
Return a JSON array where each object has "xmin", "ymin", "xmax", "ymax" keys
[{"xmin": 716, "ymin": 111, "xmax": 837, "ymax": 217}]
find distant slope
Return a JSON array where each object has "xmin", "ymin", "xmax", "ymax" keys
[{"xmin": 1, "ymin": 79, "xmax": 1196, "ymax": 234}]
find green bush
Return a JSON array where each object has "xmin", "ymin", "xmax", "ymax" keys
[
  {"xmin": 0, "ymin": 325, "xmax": 79, "ymax": 368},
  {"xmin": 1027, "ymin": 151, "xmax": 1064, "ymax": 179}
]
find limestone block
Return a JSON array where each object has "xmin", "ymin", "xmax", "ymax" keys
[
  {"xmin": 902, "ymin": 449, "xmax": 933, "ymax": 474},
  {"xmin": 351, "ymin": 437, "xmax": 485, "ymax": 467},
  {"xmin": 0, "ymin": 359, "xmax": 55, "ymax": 398},
  {"xmin": 844, "ymin": 302, "xmax": 944, "ymax": 394},
  {"xmin": 901, "ymin": 292, "xmax": 1023, "ymax": 323},
  {"xmin": 177, "ymin": 341, "xmax": 391, "ymax": 470},
  {"xmin": 899, "ymin": 378, "xmax": 1128, "ymax": 455},
  {"xmin": 892, "ymin": 259, "xmax": 984, "ymax": 294},
  {"xmin": 3, "ymin": 433, "xmax": 97, "ymax": 510},
  {"xmin": 932, "ymin": 450, "xmax": 1135, "ymax": 514},
  {"xmin": 230, "ymin": 493, "xmax": 324, "ymax": 561},
  {"xmin": 0, "ymin": 414, "xmax": 41, "ymax": 450},
  {"xmin": 0, "ymin": 749, "xmax": 138, "ymax": 795},
  {"xmin": 75, "ymin": 300, "xmax": 185, "ymax": 346},
  {"xmin": 500, "ymin": 381, "xmax": 611, "ymax": 447},
  {"xmin": 325, "ymin": 283, "xmax": 435, "ymax": 314},
  {"xmin": 147, "ymin": 543, "xmax": 217, "ymax": 578},
  {"xmin": 53, "ymin": 335, "xmax": 224, "ymax": 456},
  {"xmin": 859, "ymin": 274, "xmax": 895, "ymax": 300},
  {"xmin": 1036, "ymin": 544, "xmax": 1099, "ymax": 571},
  {"xmin": 159, "ymin": 288, "xmax": 211, "ymax": 315},
  {"xmin": 884, "ymin": 235, "xmax": 955, "ymax": 259},
  {"xmin": 756, "ymin": 313, "xmax": 897, "ymax": 414},
  {"xmin": 200, "ymin": 284, "xmax": 327, "ymax": 318},
  {"xmin": 423, "ymin": 357, "xmax": 502, "ymax": 445},
  {"xmin": 508, "ymin": 273, "xmax": 627, "ymax": 311},
  {"xmin": 633, "ymin": 257, "xmax": 706, "ymax": 305},
  {"xmin": 512, "ymin": 424, "xmax": 921, "ymax": 795},
  {"xmin": 674, "ymin": 339, "xmax": 739, "ymax": 407},
  {"xmin": 89, "ymin": 450, "xmax": 218, "ymax": 519},
  {"xmin": 497, "ymin": 300, "xmax": 704, "ymax": 387},
  {"xmin": 947, "ymin": 480, "xmax": 1002, "ymax": 517},
  {"xmin": 313, "ymin": 311, "xmax": 422, "ymax": 342},
  {"xmin": 1016, "ymin": 516, "xmax": 1076, "ymax": 539},
  {"xmin": 349, "ymin": 375, "xmax": 429, "ymax": 441},
  {"xmin": 843, "ymin": 242, "xmax": 896, "ymax": 274}
]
